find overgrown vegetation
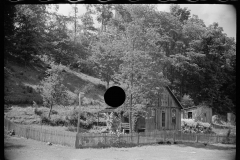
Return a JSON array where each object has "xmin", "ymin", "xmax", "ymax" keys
[
  {"xmin": 4, "ymin": 4, "xmax": 235, "ymax": 132},
  {"xmin": 37, "ymin": 62, "xmax": 72, "ymax": 118},
  {"xmin": 181, "ymin": 119, "xmax": 214, "ymax": 134}
]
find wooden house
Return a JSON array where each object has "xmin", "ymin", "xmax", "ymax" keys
[
  {"xmin": 181, "ymin": 106, "xmax": 212, "ymax": 124},
  {"xmin": 143, "ymin": 86, "xmax": 183, "ymax": 132},
  {"xmin": 99, "ymin": 86, "xmax": 183, "ymax": 133}
]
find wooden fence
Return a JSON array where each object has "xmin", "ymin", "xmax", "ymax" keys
[
  {"xmin": 4, "ymin": 118, "xmax": 76, "ymax": 147},
  {"xmin": 75, "ymin": 130, "xmax": 236, "ymax": 148},
  {"xmin": 4, "ymin": 118, "xmax": 236, "ymax": 149}
]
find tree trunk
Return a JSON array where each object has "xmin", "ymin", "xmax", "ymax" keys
[
  {"xmin": 130, "ymin": 93, "xmax": 132, "ymax": 133},
  {"xmin": 101, "ymin": 18, "xmax": 104, "ymax": 32},
  {"xmin": 129, "ymin": 71, "xmax": 133, "ymax": 141},
  {"xmin": 48, "ymin": 104, "xmax": 53, "ymax": 119},
  {"xmin": 74, "ymin": 4, "xmax": 77, "ymax": 44},
  {"xmin": 107, "ymin": 80, "xmax": 109, "ymax": 89},
  {"xmin": 77, "ymin": 93, "xmax": 81, "ymax": 133}
]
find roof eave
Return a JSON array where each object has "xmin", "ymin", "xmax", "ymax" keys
[{"xmin": 166, "ymin": 86, "xmax": 184, "ymax": 109}]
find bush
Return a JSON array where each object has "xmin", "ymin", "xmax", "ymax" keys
[
  {"xmin": 66, "ymin": 109, "xmax": 94, "ymax": 129},
  {"xmin": 34, "ymin": 108, "xmax": 43, "ymax": 116},
  {"xmin": 181, "ymin": 119, "xmax": 214, "ymax": 134},
  {"xmin": 96, "ymin": 84, "xmax": 107, "ymax": 91},
  {"xmin": 51, "ymin": 110, "xmax": 58, "ymax": 115},
  {"xmin": 51, "ymin": 116, "xmax": 66, "ymax": 126},
  {"xmin": 40, "ymin": 115, "xmax": 52, "ymax": 125}
]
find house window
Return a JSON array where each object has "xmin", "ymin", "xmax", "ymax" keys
[
  {"xmin": 172, "ymin": 109, "xmax": 176, "ymax": 124},
  {"xmin": 162, "ymin": 111, "xmax": 165, "ymax": 127},
  {"xmin": 123, "ymin": 117, "xmax": 129, "ymax": 123},
  {"xmin": 151, "ymin": 109, "xmax": 155, "ymax": 117},
  {"xmin": 188, "ymin": 112, "xmax": 192, "ymax": 119},
  {"xmin": 161, "ymin": 94, "xmax": 168, "ymax": 106}
]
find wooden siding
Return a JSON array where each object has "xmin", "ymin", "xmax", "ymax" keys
[
  {"xmin": 138, "ymin": 87, "xmax": 182, "ymax": 132},
  {"xmin": 182, "ymin": 107, "xmax": 212, "ymax": 123},
  {"xmin": 145, "ymin": 107, "xmax": 181, "ymax": 132}
]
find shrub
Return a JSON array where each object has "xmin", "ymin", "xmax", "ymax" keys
[
  {"xmin": 52, "ymin": 116, "xmax": 66, "ymax": 126},
  {"xmin": 96, "ymin": 83, "xmax": 107, "ymax": 91},
  {"xmin": 66, "ymin": 109, "xmax": 94, "ymax": 129},
  {"xmin": 181, "ymin": 119, "xmax": 214, "ymax": 134},
  {"xmin": 51, "ymin": 110, "xmax": 58, "ymax": 115},
  {"xmin": 34, "ymin": 108, "xmax": 43, "ymax": 116},
  {"xmin": 40, "ymin": 115, "xmax": 52, "ymax": 125}
]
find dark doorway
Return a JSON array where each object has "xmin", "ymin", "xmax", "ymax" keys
[
  {"xmin": 188, "ymin": 112, "xmax": 192, "ymax": 119},
  {"xmin": 162, "ymin": 111, "xmax": 165, "ymax": 127}
]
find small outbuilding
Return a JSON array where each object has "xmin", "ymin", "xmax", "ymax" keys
[{"xmin": 181, "ymin": 105, "xmax": 212, "ymax": 124}]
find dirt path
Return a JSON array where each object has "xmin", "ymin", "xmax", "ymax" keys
[{"xmin": 4, "ymin": 135, "xmax": 236, "ymax": 160}]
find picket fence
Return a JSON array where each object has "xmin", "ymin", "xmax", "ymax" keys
[
  {"xmin": 75, "ymin": 130, "xmax": 236, "ymax": 148},
  {"xmin": 4, "ymin": 118, "xmax": 76, "ymax": 147},
  {"xmin": 4, "ymin": 118, "xmax": 236, "ymax": 149}
]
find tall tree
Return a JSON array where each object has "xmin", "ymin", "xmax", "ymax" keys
[
  {"xmin": 12, "ymin": 5, "xmax": 48, "ymax": 65},
  {"xmin": 90, "ymin": 32, "xmax": 123, "ymax": 89},
  {"xmin": 170, "ymin": 4, "xmax": 191, "ymax": 24},
  {"xmin": 85, "ymin": 4, "xmax": 114, "ymax": 32},
  {"xmin": 4, "ymin": 5, "xmax": 16, "ymax": 61}
]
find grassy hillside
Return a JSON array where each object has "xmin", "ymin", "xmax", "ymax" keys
[{"xmin": 4, "ymin": 59, "xmax": 107, "ymax": 111}]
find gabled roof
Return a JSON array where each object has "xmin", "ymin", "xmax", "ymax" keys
[{"xmin": 165, "ymin": 86, "xmax": 184, "ymax": 109}]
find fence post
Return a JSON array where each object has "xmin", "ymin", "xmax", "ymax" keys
[
  {"xmin": 75, "ymin": 133, "xmax": 79, "ymax": 149},
  {"xmin": 164, "ymin": 130, "xmax": 166, "ymax": 142},
  {"xmin": 181, "ymin": 132, "xmax": 183, "ymax": 142},
  {"xmin": 173, "ymin": 132, "xmax": 175, "ymax": 142},
  {"xmin": 26, "ymin": 127, "xmax": 29, "ymax": 139},
  {"xmin": 196, "ymin": 134, "xmax": 198, "ymax": 143},
  {"xmin": 104, "ymin": 133, "xmax": 106, "ymax": 145},
  {"xmin": 137, "ymin": 132, "xmax": 140, "ymax": 145},
  {"xmin": 216, "ymin": 135, "xmax": 219, "ymax": 143}
]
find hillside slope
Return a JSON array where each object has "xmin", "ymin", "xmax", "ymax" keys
[{"xmin": 4, "ymin": 60, "xmax": 107, "ymax": 111}]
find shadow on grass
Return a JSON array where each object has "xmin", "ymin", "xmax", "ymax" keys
[
  {"xmin": 4, "ymin": 143, "xmax": 26, "ymax": 150},
  {"xmin": 175, "ymin": 141, "xmax": 236, "ymax": 150},
  {"xmin": 4, "ymin": 138, "xmax": 26, "ymax": 150}
]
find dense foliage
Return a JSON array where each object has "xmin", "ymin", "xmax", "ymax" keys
[
  {"xmin": 4, "ymin": 4, "xmax": 235, "ymax": 117},
  {"xmin": 38, "ymin": 62, "xmax": 71, "ymax": 118}
]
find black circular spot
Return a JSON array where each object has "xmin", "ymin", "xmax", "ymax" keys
[{"xmin": 104, "ymin": 86, "xmax": 126, "ymax": 108}]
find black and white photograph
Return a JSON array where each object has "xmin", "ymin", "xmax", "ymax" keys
[{"xmin": 4, "ymin": 4, "xmax": 236, "ymax": 160}]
